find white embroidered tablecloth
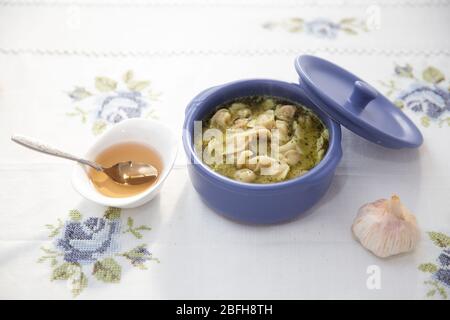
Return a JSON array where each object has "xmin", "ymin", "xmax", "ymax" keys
[{"xmin": 0, "ymin": 0, "xmax": 449, "ymax": 300}]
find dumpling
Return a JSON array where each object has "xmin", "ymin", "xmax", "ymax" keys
[
  {"xmin": 247, "ymin": 155, "xmax": 275, "ymax": 172},
  {"xmin": 283, "ymin": 150, "xmax": 301, "ymax": 166},
  {"xmin": 279, "ymin": 138, "xmax": 301, "ymax": 154},
  {"xmin": 211, "ymin": 109, "xmax": 232, "ymax": 129},
  {"xmin": 275, "ymin": 120, "xmax": 290, "ymax": 144},
  {"xmin": 232, "ymin": 118, "xmax": 249, "ymax": 129},
  {"xmin": 234, "ymin": 169, "xmax": 256, "ymax": 183},
  {"xmin": 275, "ymin": 105, "xmax": 296, "ymax": 121},
  {"xmin": 255, "ymin": 110, "xmax": 275, "ymax": 129}
]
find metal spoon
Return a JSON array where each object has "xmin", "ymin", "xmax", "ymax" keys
[{"xmin": 11, "ymin": 135, "xmax": 158, "ymax": 185}]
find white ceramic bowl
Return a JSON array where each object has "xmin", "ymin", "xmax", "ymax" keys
[{"xmin": 71, "ymin": 118, "xmax": 177, "ymax": 208}]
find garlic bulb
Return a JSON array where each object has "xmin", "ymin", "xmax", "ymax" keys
[{"xmin": 351, "ymin": 195, "xmax": 420, "ymax": 258}]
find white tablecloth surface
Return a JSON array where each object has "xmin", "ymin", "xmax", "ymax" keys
[{"xmin": 0, "ymin": 0, "xmax": 449, "ymax": 299}]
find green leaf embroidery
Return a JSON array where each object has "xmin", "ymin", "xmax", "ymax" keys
[
  {"xmin": 341, "ymin": 27, "xmax": 357, "ymax": 35},
  {"xmin": 127, "ymin": 216, "xmax": 133, "ymax": 227},
  {"xmin": 104, "ymin": 207, "xmax": 121, "ymax": 220},
  {"xmin": 127, "ymin": 80, "xmax": 151, "ymax": 92},
  {"xmin": 70, "ymin": 271, "xmax": 88, "ymax": 297},
  {"xmin": 68, "ymin": 87, "xmax": 92, "ymax": 100},
  {"xmin": 69, "ymin": 209, "xmax": 82, "ymax": 221},
  {"xmin": 123, "ymin": 217, "xmax": 151, "ymax": 239},
  {"xmin": 119, "ymin": 244, "xmax": 159, "ymax": 269},
  {"xmin": 51, "ymin": 262, "xmax": 78, "ymax": 281},
  {"xmin": 37, "ymin": 255, "xmax": 58, "ymax": 266},
  {"xmin": 40, "ymin": 247, "xmax": 59, "ymax": 255},
  {"xmin": 395, "ymin": 64, "xmax": 414, "ymax": 78},
  {"xmin": 145, "ymin": 109, "xmax": 159, "ymax": 120},
  {"xmin": 437, "ymin": 286, "xmax": 448, "ymax": 299},
  {"xmin": 288, "ymin": 26, "xmax": 302, "ymax": 32},
  {"xmin": 418, "ymin": 263, "xmax": 438, "ymax": 273},
  {"xmin": 289, "ymin": 18, "xmax": 303, "ymax": 27},
  {"xmin": 38, "ymin": 247, "xmax": 62, "ymax": 266},
  {"xmin": 285, "ymin": 18, "xmax": 303, "ymax": 32},
  {"xmin": 421, "ymin": 116, "xmax": 430, "ymax": 128},
  {"xmin": 92, "ymin": 120, "xmax": 107, "ymax": 135},
  {"xmin": 290, "ymin": 17, "xmax": 303, "ymax": 23},
  {"xmin": 95, "ymin": 76, "xmax": 117, "ymax": 92},
  {"xmin": 424, "ymin": 280, "xmax": 448, "ymax": 299},
  {"xmin": 45, "ymin": 218, "xmax": 64, "ymax": 238},
  {"xmin": 93, "ymin": 258, "xmax": 121, "ymax": 283},
  {"xmin": 66, "ymin": 106, "xmax": 88, "ymax": 124},
  {"xmin": 378, "ymin": 79, "xmax": 400, "ymax": 97},
  {"xmin": 438, "ymin": 117, "xmax": 450, "ymax": 127},
  {"xmin": 428, "ymin": 231, "xmax": 450, "ymax": 248},
  {"xmin": 422, "ymin": 66, "xmax": 445, "ymax": 84},
  {"xmin": 147, "ymin": 90, "xmax": 162, "ymax": 101},
  {"xmin": 339, "ymin": 17, "xmax": 356, "ymax": 24},
  {"xmin": 122, "ymin": 70, "xmax": 134, "ymax": 84},
  {"xmin": 426, "ymin": 289, "xmax": 436, "ymax": 297}
]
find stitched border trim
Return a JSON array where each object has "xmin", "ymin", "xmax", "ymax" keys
[
  {"xmin": 1, "ymin": 47, "xmax": 449, "ymax": 58},
  {"xmin": 0, "ymin": 0, "xmax": 449, "ymax": 8}
]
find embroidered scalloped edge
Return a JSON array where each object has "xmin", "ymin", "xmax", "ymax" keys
[
  {"xmin": 0, "ymin": 0, "xmax": 449, "ymax": 8},
  {"xmin": 1, "ymin": 47, "xmax": 449, "ymax": 58}
]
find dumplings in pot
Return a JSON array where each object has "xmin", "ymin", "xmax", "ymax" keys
[{"xmin": 198, "ymin": 96, "xmax": 329, "ymax": 184}]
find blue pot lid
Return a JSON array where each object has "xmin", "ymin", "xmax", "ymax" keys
[{"xmin": 295, "ymin": 55, "xmax": 423, "ymax": 149}]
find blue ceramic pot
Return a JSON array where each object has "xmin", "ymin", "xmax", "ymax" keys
[{"xmin": 182, "ymin": 79, "xmax": 342, "ymax": 224}]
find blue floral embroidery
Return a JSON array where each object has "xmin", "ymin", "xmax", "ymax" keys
[
  {"xmin": 434, "ymin": 268, "xmax": 450, "ymax": 288},
  {"xmin": 262, "ymin": 17, "xmax": 367, "ymax": 38},
  {"xmin": 97, "ymin": 91, "xmax": 148, "ymax": 124},
  {"xmin": 434, "ymin": 249, "xmax": 450, "ymax": 288},
  {"xmin": 398, "ymin": 84, "xmax": 450, "ymax": 119},
  {"xmin": 438, "ymin": 249, "xmax": 450, "ymax": 267},
  {"xmin": 55, "ymin": 217, "xmax": 121, "ymax": 265},
  {"xmin": 130, "ymin": 246, "xmax": 151, "ymax": 265},
  {"xmin": 380, "ymin": 64, "xmax": 450, "ymax": 127},
  {"xmin": 38, "ymin": 208, "xmax": 158, "ymax": 297},
  {"xmin": 66, "ymin": 70, "xmax": 161, "ymax": 135},
  {"xmin": 305, "ymin": 19, "xmax": 340, "ymax": 39},
  {"xmin": 418, "ymin": 232, "xmax": 450, "ymax": 299}
]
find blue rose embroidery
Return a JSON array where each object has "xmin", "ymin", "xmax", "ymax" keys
[
  {"xmin": 380, "ymin": 64, "xmax": 450, "ymax": 127},
  {"xmin": 434, "ymin": 269, "xmax": 450, "ymax": 288},
  {"xmin": 438, "ymin": 249, "xmax": 450, "ymax": 267},
  {"xmin": 398, "ymin": 84, "xmax": 450, "ymax": 119},
  {"xmin": 39, "ymin": 208, "xmax": 157, "ymax": 297},
  {"xmin": 55, "ymin": 217, "xmax": 121, "ymax": 265},
  {"xmin": 434, "ymin": 249, "xmax": 450, "ymax": 288},
  {"xmin": 305, "ymin": 19, "xmax": 339, "ymax": 39},
  {"xmin": 66, "ymin": 71, "xmax": 160, "ymax": 135},
  {"xmin": 97, "ymin": 91, "xmax": 147, "ymax": 124}
]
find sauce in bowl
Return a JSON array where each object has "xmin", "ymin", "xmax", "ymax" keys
[{"xmin": 88, "ymin": 142, "xmax": 163, "ymax": 198}]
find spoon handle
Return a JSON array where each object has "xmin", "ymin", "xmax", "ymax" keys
[{"xmin": 11, "ymin": 135, "xmax": 103, "ymax": 171}]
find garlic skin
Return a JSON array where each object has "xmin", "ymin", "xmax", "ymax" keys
[{"xmin": 351, "ymin": 195, "xmax": 420, "ymax": 258}]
